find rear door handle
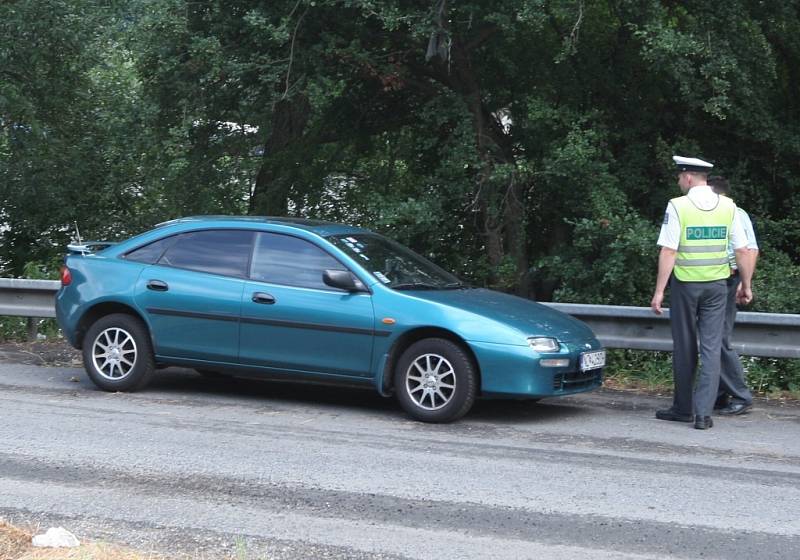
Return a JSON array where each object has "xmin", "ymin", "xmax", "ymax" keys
[
  {"xmin": 147, "ymin": 280, "xmax": 169, "ymax": 292},
  {"xmin": 252, "ymin": 292, "xmax": 276, "ymax": 305}
]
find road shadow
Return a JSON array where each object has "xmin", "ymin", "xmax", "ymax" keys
[
  {"xmin": 468, "ymin": 398, "xmax": 594, "ymax": 424},
  {"xmin": 143, "ymin": 367, "xmax": 399, "ymax": 415},
  {"xmin": 48, "ymin": 367, "xmax": 602, "ymax": 426}
]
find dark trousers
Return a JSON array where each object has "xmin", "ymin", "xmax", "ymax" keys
[
  {"xmin": 718, "ymin": 275, "xmax": 754, "ymax": 405},
  {"xmin": 669, "ymin": 277, "xmax": 728, "ymax": 417}
]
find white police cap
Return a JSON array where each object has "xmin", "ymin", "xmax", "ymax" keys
[{"xmin": 673, "ymin": 155, "xmax": 713, "ymax": 173}]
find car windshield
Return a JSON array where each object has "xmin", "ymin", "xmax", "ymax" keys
[{"xmin": 328, "ymin": 234, "xmax": 464, "ymax": 290}]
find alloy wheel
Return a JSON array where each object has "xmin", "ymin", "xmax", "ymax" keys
[
  {"xmin": 405, "ymin": 353, "xmax": 456, "ymax": 411},
  {"xmin": 91, "ymin": 327, "xmax": 138, "ymax": 381}
]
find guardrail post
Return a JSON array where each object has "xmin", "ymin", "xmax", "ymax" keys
[{"xmin": 26, "ymin": 317, "xmax": 38, "ymax": 342}]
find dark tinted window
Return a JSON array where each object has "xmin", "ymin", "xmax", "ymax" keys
[
  {"xmin": 157, "ymin": 230, "xmax": 254, "ymax": 277},
  {"xmin": 124, "ymin": 236, "xmax": 175, "ymax": 264},
  {"xmin": 251, "ymin": 233, "xmax": 345, "ymax": 290}
]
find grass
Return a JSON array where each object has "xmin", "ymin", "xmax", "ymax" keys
[
  {"xmin": 603, "ymin": 349, "xmax": 800, "ymax": 401},
  {"xmin": 603, "ymin": 349, "xmax": 674, "ymax": 394}
]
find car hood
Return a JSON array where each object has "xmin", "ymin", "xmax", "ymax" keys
[{"xmin": 408, "ymin": 288, "xmax": 596, "ymax": 343}]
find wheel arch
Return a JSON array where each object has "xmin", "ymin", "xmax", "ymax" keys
[
  {"xmin": 380, "ymin": 327, "xmax": 482, "ymax": 396},
  {"xmin": 75, "ymin": 301, "xmax": 149, "ymax": 349}
]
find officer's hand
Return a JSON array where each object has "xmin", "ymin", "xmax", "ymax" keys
[
  {"xmin": 650, "ymin": 292, "xmax": 663, "ymax": 315},
  {"xmin": 736, "ymin": 285, "xmax": 753, "ymax": 305}
]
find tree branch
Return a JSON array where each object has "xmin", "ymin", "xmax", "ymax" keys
[{"xmin": 282, "ymin": 3, "xmax": 309, "ymax": 101}]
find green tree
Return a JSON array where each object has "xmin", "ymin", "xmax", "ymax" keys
[{"xmin": 2, "ymin": 0, "xmax": 798, "ymax": 315}]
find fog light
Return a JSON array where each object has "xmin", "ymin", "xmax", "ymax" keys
[{"xmin": 540, "ymin": 358, "xmax": 570, "ymax": 368}]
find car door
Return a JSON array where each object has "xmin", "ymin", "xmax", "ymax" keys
[
  {"xmin": 239, "ymin": 232, "xmax": 375, "ymax": 377},
  {"xmin": 133, "ymin": 229, "xmax": 254, "ymax": 363}
]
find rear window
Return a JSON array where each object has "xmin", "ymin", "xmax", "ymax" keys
[
  {"xmin": 124, "ymin": 236, "xmax": 176, "ymax": 264},
  {"xmin": 156, "ymin": 230, "xmax": 254, "ymax": 278}
]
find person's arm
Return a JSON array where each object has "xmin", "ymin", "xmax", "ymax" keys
[
  {"xmin": 651, "ymin": 247, "xmax": 676, "ymax": 315},
  {"xmin": 734, "ymin": 248, "xmax": 754, "ymax": 304},
  {"xmin": 741, "ymin": 210, "xmax": 760, "ymax": 273},
  {"xmin": 731, "ymin": 208, "xmax": 754, "ymax": 305}
]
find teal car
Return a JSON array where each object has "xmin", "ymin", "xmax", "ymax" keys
[{"xmin": 56, "ymin": 216, "xmax": 605, "ymax": 422}]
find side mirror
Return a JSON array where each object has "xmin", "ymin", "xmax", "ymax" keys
[{"xmin": 323, "ymin": 269, "xmax": 367, "ymax": 292}]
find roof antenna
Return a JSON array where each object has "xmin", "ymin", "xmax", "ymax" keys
[{"xmin": 74, "ymin": 222, "xmax": 86, "ymax": 255}]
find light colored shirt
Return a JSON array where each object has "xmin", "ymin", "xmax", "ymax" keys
[
  {"xmin": 657, "ymin": 185, "xmax": 747, "ymax": 250},
  {"xmin": 728, "ymin": 207, "xmax": 758, "ymax": 269}
]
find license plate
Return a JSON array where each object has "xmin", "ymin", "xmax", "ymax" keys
[{"xmin": 579, "ymin": 350, "xmax": 606, "ymax": 371}]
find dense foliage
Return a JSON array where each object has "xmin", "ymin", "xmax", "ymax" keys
[{"xmin": 2, "ymin": 1, "xmax": 799, "ymax": 313}]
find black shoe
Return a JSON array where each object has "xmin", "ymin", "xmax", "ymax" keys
[
  {"xmin": 656, "ymin": 408, "xmax": 694, "ymax": 423},
  {"xmin": 718, "ymin": 402, "xmax": 753, "ymax": 416},
  {"xmin": 694, "ymin": 416, "xmax": 714, "ymax": 430}
]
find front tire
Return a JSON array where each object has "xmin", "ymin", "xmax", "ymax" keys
[
  {"xmin": 394, "ymin": 338, "xmax": 477, "ymax": 423},
  {"xmin": 82, "ymin": 313, "xmax": 155, "ymax": 392}
]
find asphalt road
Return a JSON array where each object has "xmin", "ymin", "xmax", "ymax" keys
[{"xmin": 1, "ymin": 362, "xmax": 799, "ymax": 559}]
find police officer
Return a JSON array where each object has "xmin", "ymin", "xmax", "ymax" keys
[
  {"xmin": 708, "ymin": 175, "xmax": 758, "ymax": 415},
  {"xmin": 650, "ymin": 156, "xmax": 754, "ymax": 430}
]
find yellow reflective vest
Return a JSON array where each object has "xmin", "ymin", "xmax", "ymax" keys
[{"xmin": 671, "ymin": 194, "xmax": 736, "ymax": 282}]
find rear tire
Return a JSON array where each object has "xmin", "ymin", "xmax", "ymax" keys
[
  {"xmin": 82, "ymin": 313, "xmax": 155, "ymax": 392},
  {"xmin": 394, "ymin": 338, "xmax": 477, "ymax": 423}
]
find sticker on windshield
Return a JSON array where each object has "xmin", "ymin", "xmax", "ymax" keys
[{"xmin": 374, "ymin": 271, "xmax": 391, "ymax": 284}]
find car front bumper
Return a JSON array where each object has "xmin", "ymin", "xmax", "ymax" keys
[{"xmin": 468, "ymin": 339, "xmax": 604, "ymax": 398}]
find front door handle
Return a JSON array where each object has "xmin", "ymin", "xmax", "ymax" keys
[
  {"xmin": 147, "ymin": 279, "xmax": 169, "ymax": 292},
  {"xmin": 252, "ymin": 292, "xmax": 276, "ymax": 305}
]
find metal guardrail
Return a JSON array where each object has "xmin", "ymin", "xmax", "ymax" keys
[
  {"xmin": 1, "ymin": 278, "xmax": 799, "ymax": 358},
  {"xmin": 543, "ymin": 302, "xmax": 800, "ymax": 359},
  {"xmin": 0, "ymin": 278, "xmax": 60, "ymax": 340},
  {"xmin": 0, "ymin": 278, "xmax": 60, "ymax": 318}
]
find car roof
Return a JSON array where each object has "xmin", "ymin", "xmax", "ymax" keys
[{"xmin": 155, "ymin": 215, "xmax": 372, "ymax": 237}]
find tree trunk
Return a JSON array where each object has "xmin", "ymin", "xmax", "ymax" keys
[
  {"xmin": 249, "ymin": 95, "xmax": 311, "ymax": 216},
  {"xmin": 431, "ymin": 31, "xmax": 530, "ymax": 295}
]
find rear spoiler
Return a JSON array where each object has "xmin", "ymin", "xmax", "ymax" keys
[{"xmin": 67, "ymin": 241, "xmax": 117, "ymax": 255}]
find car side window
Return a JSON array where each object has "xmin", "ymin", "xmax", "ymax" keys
[
  {"xmin": 157, "ymin": 230, "xmax": 254, "ymax": 278},
  {"xmin": 124, "ymin": 236, "xmax": 176, "ymax": 264},
  {"xmin": 251, "ymin": 232, "xmax": 346, "ymax": 290}
]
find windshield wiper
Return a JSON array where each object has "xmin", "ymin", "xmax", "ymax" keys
[
  {"xmin": 441, "ymin": 282, "xmax": 470, "ymax": 289},
  {"xmin": 391, "ymin": 282, "xmax": 441, "ymax": 290}
]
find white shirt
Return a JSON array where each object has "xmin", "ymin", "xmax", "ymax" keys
[
  {"xmin": 734, "ymin": 208, "xmax": 758, "ymax": 250},
  {"xmin": 727, "ymin": 208, "xmax": 758, "ymax": 269},
  {"xmin": 657, "ymin": 185, "xmax": 747, "ymax": 250}
]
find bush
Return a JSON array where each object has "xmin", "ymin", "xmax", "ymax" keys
[
  {"xmin": 749, "ymin": 244, "xmax": 800, "ymax": 314},
  {"xmin": 537, "ymin": 209, "xmax": 659, "ymax": 306},
  {"xmin": 604, "ymin": 349, "xmax": 800, "ymax": 398},
  {"xmin": 0, "ymin": 317, "xmax": 30, "ymax": 342}
]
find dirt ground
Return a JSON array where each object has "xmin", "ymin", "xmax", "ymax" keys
[
  {"xmin": 0, "ymin": 520, "xmax": 170, "ymax": 560},
  {"xmin": 0, "ymin": 340, "xmax": 82, "ymax": 368}
]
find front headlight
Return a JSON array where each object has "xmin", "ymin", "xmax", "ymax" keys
[{"xmin": 528, "ymin": 337, "xmax": 560, "ymax": 353}]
